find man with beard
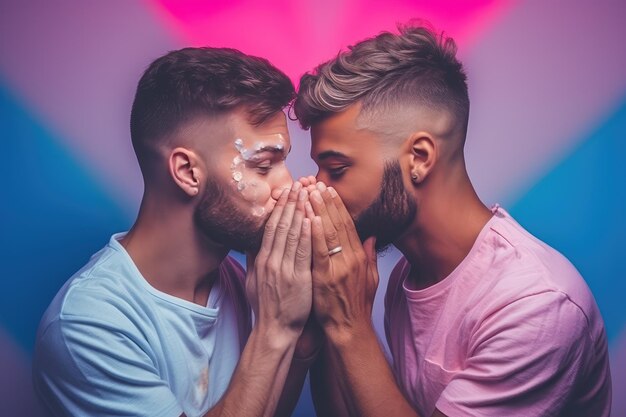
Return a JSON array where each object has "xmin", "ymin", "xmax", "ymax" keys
[
  {"xmin": 293, "ymin": 24, "xmax": 612, "ymax": 416},
  {"xmin": 33, "ymin": 47, "xmax": 316, "ymax": 417}
]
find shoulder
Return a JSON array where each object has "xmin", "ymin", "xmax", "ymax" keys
[
  {"xmin": 485, "ymin": 211, "xmax": 601, "ymax": 330},
  {"xmin": 37, "ymin": 245, "xmax": 148, "ymax": 347}
]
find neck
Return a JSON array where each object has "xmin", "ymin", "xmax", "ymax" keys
[
  {"xmin": 120, "ymin": 193, "xmax": 228, "ymax": 306},
  {"xmin": 395, "ymin": 163, "xmax": 493, "ymax": 290}
]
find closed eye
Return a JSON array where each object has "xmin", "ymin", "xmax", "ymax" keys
[
  {"xmin": 327, "ymin": 165, "xmax": 349, "ymax": 179},
  {"xmin": 256, "ymin": 161, "xmax": 272, "ymax": 175}
]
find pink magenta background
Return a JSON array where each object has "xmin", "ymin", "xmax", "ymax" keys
[{"xmin": 1, "ymin": 1, "xmax": 625, "ymax": 415}]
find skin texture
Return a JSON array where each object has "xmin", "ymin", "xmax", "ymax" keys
[
  {"xmin": 227, "ymin": 128, "xmax": 290, "ymax": 218},
  {"xmin": 310, "ymin": 105, "xmax": 386, "ymax": 220},
  {"xmin": 210, "ymin": 111, "xmax": 293, "ymax": 230},
  {"xmin": 303, "ymin": 102, "xmax": 492, "ymax": 417},
  {"xmin": 121, "ymin": 110, "xmax": 317, "ymax": 417},
  {"xmin": 191, "ymin": 111, "xmax": 294, "ymax": 252}
]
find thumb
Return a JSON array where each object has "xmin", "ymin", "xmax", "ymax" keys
[{"xmin": 363, "ymin": 237, "xmax": 378, "ymax": 268}]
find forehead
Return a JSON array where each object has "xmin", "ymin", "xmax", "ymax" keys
[
  {"xmin": 310, "ymin": 105, "xmax": 380, "ymax": 159},
  {"xmin": 230, "ymin": 110, "xmax": 290, "ymax": 144}
]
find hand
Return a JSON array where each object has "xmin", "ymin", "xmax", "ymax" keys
[
  {"xmin": 307, "ymin": 182, "xmax": 379, "ymax": 341},
  {"xmin": 245, "ymin": 182, "xmax": 313, "ymax": 340},
  {"xmin": 298, "ymin": 176, "xmax": 319, "ymax": 194}
]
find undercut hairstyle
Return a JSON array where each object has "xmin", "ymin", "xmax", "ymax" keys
[
  {"xmin": 294, "ymin": 23, "xmax": 469, "ymax": 137},
  {"xmin": 130, "ymin": 47, "xmax": 294, "ymax": 163}
]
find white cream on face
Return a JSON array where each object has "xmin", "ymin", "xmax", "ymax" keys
[{"xmin": 230, "ymin": 134, "xmax": 287, "ymax": 217}]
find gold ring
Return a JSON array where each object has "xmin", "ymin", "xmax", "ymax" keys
[{"xmin": 328, "ymin": 246, "xmax": 343, "ymax": 256}]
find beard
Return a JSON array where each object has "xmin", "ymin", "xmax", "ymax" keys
[
  {"xmin": 194, "ymin": 180, "xmax": 265, "ymax": 253},
  {"xmin": 354, "ymin": 160, "xmax": 417, "ymax": 253}
]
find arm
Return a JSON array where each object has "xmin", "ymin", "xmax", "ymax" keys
[
  {"xmin": 273, "ymin": 316, "xmax": 323, "ymax": 417},
  {"xmin": 309, "ymin": 339, "xmax": 353, "ymax": 417},
  {"xmin": 308, "ymin": 184, "xmax": 441, "ymax": 417},
  {"xmin": 34, "ymin": 184, "xmax": 314, "ymax": 417},
  {"xmin": 194, "ymin": 183, "xmax": 313, "ymax": 417}
]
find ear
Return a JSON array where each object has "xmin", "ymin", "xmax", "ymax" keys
[
  {"xmin": 407, "ymin": 132, "xmax": 437, "ymax": 185},
  {"xmin": 169, "ymin": 147, "xmax": 202, "ymax": 197}
]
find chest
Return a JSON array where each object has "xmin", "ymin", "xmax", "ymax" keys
[
  {"xmin": 387, "ymin": 295, "xmax": 472, "ymax": 415},
  {"xmin": 150, "ymin": 298, "xmax": 243, "ymax": 415}
]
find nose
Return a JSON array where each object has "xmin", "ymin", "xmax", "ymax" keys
[
  {"xmin": 315, "ymin": 169, "xmax": 326, "ymax": 184},
  {"xmin": 270, "ymin": 168, "xmax": 293, "ymax": 200}
]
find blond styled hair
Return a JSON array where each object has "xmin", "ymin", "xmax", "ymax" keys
[{"xmin": 294, "ymin": 23, "xmax": 469, "ymax": 138}]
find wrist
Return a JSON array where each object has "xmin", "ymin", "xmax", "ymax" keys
[
  {"xmin": 294, "ymin": 325, "xmax": 324, "ymax": 360},
  {"xmin": 252, "ymin": 323, "xmax": 300, "ymax": 352},
  {"xmin": 324, "ymin": 320, "xmax": 376, "ymax": 349}
]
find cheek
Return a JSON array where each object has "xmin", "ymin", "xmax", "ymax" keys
[
  {"xmin": 238, "ymin": 177, "xmax": 271, "ymax": 205},
  {"xmin": 230, "ymin": 167, "xmax": 272, "ymax": 218},
  {"xmin": 338, "ymin": 189, "xmax": 361, "ymax": 218},
  {"xmin": 275, "ymin": 162, "xmax": 292, "ymax": 181},
  {"xmin": 335, "ymin": 172, "xmax": 381, "ymax": 218}
]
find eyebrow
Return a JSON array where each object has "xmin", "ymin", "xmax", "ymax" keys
[
  {"xmin": 316, "ymin": 150, "xmax": 349, "ymax": 161},
  {"xmin": 255, "ymin": 143, "xmax": 290, "ymax": 152},
  {"xmin": 248, "ymin": 145, "xmax": 291, "ymax": 160}
]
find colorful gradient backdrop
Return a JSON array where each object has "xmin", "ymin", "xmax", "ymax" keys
[{"xmin": 1, "ymin": 1, "xmax": 625, "ymax": 415}]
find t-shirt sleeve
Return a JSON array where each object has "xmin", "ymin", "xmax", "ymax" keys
[
  {"xmin": 34, "ymin": 315, "xmax": 183, "ymax": 417},
  {"xmin": 435, "ymin": 291, "xmax": 591, "ymax": 417}
]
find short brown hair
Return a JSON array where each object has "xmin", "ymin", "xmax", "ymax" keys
[
  {"xmin": 294, "ymin": 23, "xmax": 469, "ymax": 136},
  {"xmin": 130, "ymin": 47, "xmax": 294, "ymax": 151}
]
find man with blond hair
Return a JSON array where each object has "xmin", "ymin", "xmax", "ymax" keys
[{"xmin": 295, "ymin": 24, "xmax": 612, "ymax": 416}]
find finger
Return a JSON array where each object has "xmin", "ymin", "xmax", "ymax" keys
[
  {"xmin": 258, "ymin": 188, "xmax": 290, "ymax": 259},
  {"xmin": 327, "ymin": 186, "xmax": 362, "ymax": 252},
  {"xmin": 305, "ymin": 201, "xmax": 315, "ymax": 220},
  {"xmin": 270, "ymin": 182, "xmax": 302, "ymax": 256},
  {"xmin": 294, "ymin": 217, "xmax": 312, "ymax": 275},
  {"xmin": 309, "ymin": 188, "xmax": 342, "ymax": 255},
  {"xmin": 317, "ymin": 184, "xmax": 350, "ymax": 249},
  {"xmin": 298, "ymin": 176, "xmax": 311, "ymax": 187},
  {"xmin": 282, "ymin": 188, "xmax": 307, "ymax": 265},
  {"xmin": 311, "ymin": 215, "xmax": 330, "ymax": 271}
]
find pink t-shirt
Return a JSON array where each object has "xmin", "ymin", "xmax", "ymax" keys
[{"xmin": 384, "ymin": 206, "xmax": 611, "ymax": 417}]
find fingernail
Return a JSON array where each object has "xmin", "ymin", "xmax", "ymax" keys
[
  {"xmin": 316, "ymin": 182, "xmax": 327, "ymax": 192},
  {"xmin": 298, "ymin": 189, "xmax": 307, "ymax": 201},
  {"xmin": 328, "ymin": 187, "xmax": 338, "ymax": 198},
  {"xmin": 293, "ymin": 181, "xmax": 302, "ymax": 191},
  {"xmin": 311, "ymin": 190, "xmax": 323, "ymax": 203}
]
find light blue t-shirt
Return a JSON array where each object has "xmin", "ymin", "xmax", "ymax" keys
[{"xmin": 33, "ymin": 233, "xmax": 252, "ymax": 417}]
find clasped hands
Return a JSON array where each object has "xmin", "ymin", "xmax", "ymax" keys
[{"xmin": 245, "ymin": 177, "xmax": 379, "ymax": 357}]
